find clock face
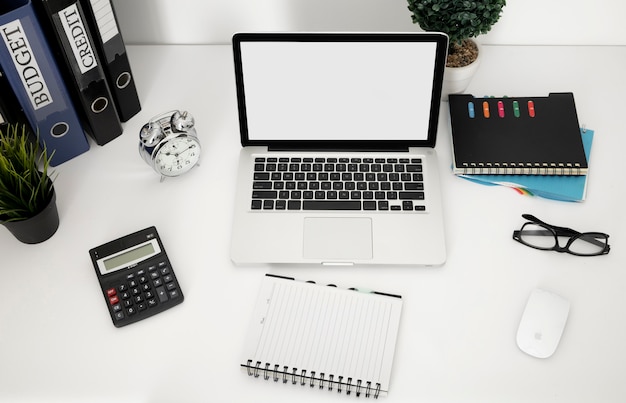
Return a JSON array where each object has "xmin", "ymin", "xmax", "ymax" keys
[{"xmin": 153, "ymin": 135, "xmax": 201, "ymax": 177}]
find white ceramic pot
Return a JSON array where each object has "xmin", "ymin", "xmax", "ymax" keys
[{"xmin": 441, "ymin": 41, "xmax": 481, "ymax": 101}]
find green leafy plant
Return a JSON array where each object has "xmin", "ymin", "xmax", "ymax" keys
[
  {"xmin": 0, "ymin": 123, "xmax": 55, "ymax": 222},
  {"xmin": 407, "ymin": 0, "xmax": 506, "ymax": 64}
]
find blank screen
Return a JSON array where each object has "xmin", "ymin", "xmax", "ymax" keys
[{"xmin": 239, "ymin": 40, "xmax": 438, "ymax": 142}]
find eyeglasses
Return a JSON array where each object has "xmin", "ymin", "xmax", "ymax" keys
[{"xmin": 513, "ymin": 214, "xmax": 610, "ymax": 256}]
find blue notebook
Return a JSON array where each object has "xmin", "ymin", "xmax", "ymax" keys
[{"xmin": 459, "ymin": 129, "xmax": 593, "ymax": 202}]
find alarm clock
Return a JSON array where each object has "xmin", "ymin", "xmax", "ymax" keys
[{"xmin": 138, "ymin": 110, "xmax": 201, "ymax": 181}]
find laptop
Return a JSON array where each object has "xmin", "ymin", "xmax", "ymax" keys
[{"xmin": 230, "ymin": 32, "xmax": 448, "ymax": 266}]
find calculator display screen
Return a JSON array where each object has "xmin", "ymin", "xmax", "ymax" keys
[
  {"xmin": 96, "ymin": 239, "xmax": 161, "ymax": 275},
  {"xmin": 103, "ymin": 243, "xmax": 155, "ymax": 272}
]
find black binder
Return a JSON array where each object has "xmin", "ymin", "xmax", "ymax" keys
[
  {"xmin": 79, "ymin": 0, "xmax": 140, "ymax": 122},
  {"xmin": 34, "ymin": 0, "xmax": 123, "ymax": 145}
]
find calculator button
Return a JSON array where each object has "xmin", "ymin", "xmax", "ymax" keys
[
  {"xmin": 156, "ymin": 286, "xmax": 169, "ymax": 303},
  {"xmin": 163, "ymin": 274, "xmax": 173, "ymax": 283},
  {"xmin": 118, "ymin": 284, "xmax": 127, "ymax": 292},
  {"xmin": 169, "ymin": 289, "xmax": 180, "ymax": 299},
  {"xmin": 114, "ymin": 311, "xmax": 125, "ymax": 321},
  {"xmin": 147, "ymin": 298, "xmax": 158, "ymax": 308},
  {"xmin": 112, "ymin": 304, "xmax": 122, "ymax": 312},
  {"xmin": 153, "ymin": 278, "xmax": 163, "ymax": 287},
  {"xmin": 149, "ymin": 271, "xmax": 160, "ymax": 279},
  {"xmin": 160, "ymin": 267, "xmax": 170, "ymax": 275},
  {"xmin": 129, "ymin": 280, "xmax": 138, "ymax": 288},
  {"xmin": 106, "ymin": 288, "xmax": 116, "ymax": 297},
  {"xmin": 109, "ymin": 295, "xmax": 119, "ymax": 305},
  {"xmin": 166, "ymin": 283, "xmax": 176, "ymax": 291},
  {"xmin": 138, "ymin": 302, "xmax": 147, "ymax": 311},
  {"xmin": 127, "ymin": 307, "xmax": 136, "ymax": 316}
]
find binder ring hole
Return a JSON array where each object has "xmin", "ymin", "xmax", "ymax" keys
[
  {"xmin": 91, "ymin": 97, "xmax": 109, "ymax": 113},
  {"xmin": 50, "ymin": 122, "xmax": 69, "ymax": 138},
  {"xmin": 116, "ymin": 72, "xmax": 132, "ymax": 89}
]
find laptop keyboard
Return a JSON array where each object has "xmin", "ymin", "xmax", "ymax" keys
[{"xmin": 251, "ymin": 156, "xmax": 425, "ymax": 212}]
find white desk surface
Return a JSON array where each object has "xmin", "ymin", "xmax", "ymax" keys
[{"xmin": 1, "ymin": 44, "xmax": 625, "ymax": 403}]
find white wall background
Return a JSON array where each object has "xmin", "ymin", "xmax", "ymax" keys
[{"xmin": 112, "ymin": 0, "xmax": 626, "ymax": 46}]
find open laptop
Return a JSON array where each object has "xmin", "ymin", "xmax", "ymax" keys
[{"xmin": 230, "ymin": 32, "xmax": 448, "ymax": 266}]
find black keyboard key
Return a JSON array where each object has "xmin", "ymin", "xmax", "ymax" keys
[
  {"xmin": 251, "ymin": 191, "xmax": 277, "ymax": 199},
  {"xmin": 254, "ymin": 172, "xmax": 270, "ymax": 180},
  {"xmin": 399, "ymin": 191, "xmax": 425, "ymax": 200},
  {"xmin": 404, "ymin": 183, "xmax": 424, "ymax": 190},
  {"xmin": 251, "ymin": 200, "xmax": 262, "ymax": 209},
  {"xmin": 288, "ymin": 200, "xmax": 302, "ymax": 210},
  {"xmin": 363, "ymin": 201, "xmax": 376, "ymax": 210},
  {"xmin": 303, "ymin": 201, "xmax": 361, "ymax": 210},
  {"xmin": 253, "ymin": 181, "xmax": 272, "ymax": 190},
  {"xmin": 407, "ymin": 164, "xmax": 423, "ymax": 172}
]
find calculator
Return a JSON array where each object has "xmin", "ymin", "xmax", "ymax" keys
[{"xmin": 89, "ymin": 226, "xmax": 184, "ymax": 327}]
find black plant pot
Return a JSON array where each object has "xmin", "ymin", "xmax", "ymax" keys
[{"xmin": 1, "ymin": 190, "xmax": 59, "ymax": 244}]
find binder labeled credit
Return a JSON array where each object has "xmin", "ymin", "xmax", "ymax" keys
[{"xmin": 35, "ymin": 0, "xmax": 123, "ymax": 145}]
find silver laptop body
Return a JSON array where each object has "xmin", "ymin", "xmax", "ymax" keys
[{"xmin": 230, "ymin": 32, "xmax": 448, "ymax": 266}]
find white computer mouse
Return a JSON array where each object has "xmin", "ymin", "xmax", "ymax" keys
[{"xmin": 516, "ymin": 288, "xmax": 570, "ymax": 359}]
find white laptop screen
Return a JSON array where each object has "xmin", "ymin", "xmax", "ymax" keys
[{"xmin": 233, "ymin": 33, "xmax": 448, "ymax": 148}]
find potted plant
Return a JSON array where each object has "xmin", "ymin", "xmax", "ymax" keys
[
  {"xmin": 407, "ymin": 0, "xmax": 506, "ymax": 98},
  {"xmin": 0, "ymin": 123, "xmax": 59, "ymax": 244}
]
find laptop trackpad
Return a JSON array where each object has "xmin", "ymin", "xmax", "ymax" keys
[{"xmin": 303, "ymin": 217, "xmax": 373, "ymax": 260}]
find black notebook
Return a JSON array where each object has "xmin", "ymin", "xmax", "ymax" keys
[
  {"xmin": 448, "ymin": 93, "xmax": 588, "ymax": 175},
  {"xmin": 241, "ymin": 274, "xmax": 403, "ymax": 398}
]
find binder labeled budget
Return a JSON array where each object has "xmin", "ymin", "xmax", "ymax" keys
[
  {"xmin": 80, "ymin": 0, "xmax": 140, "ymax": 122},
  {"xmin": 34, "ymin": 0, "xmax": 123, "ymax": 145},
  {"xmin": 0, "ymin": 0, "xmax": 90, "ymax": 166}
]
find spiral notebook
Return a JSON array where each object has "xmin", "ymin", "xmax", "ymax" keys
[
  {"xmin": 448, "ymin": 92, "xmax": 588, "ymax": 175},
  {"xmin": 241, "ymin": 274, "xmax": 403, "ymax": 398}
]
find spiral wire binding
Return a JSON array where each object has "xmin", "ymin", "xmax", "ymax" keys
[{"xmin": 245, "ymin": 359, "xmax": 382, "ymax": 398}]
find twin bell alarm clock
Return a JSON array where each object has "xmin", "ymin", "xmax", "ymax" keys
[{"xmin": 139, "ymin": 110, "xmax": 201, "ymax": 181}]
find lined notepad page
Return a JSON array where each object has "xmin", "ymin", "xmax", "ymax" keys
[{"xmin": 241, "ymin": 275, "xmax": 403, "ymax": 398}]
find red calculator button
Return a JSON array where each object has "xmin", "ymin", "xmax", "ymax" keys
[
  {"xmin": 106, "ymin": 288, "xmax": 117, "ymax": 297},
  {"xmin": 109, "ymin": 295, "xmax": 120, "ymax": 305}
]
